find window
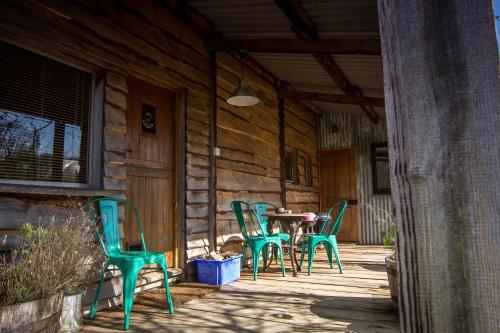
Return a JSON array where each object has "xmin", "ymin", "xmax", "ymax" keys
[
  {"xmin": 284, "ymin": 149, "xmax": 296, "ymax": 183},
  {"xmin": 303, "ymin": 154, "xmax": 312, "ymax": 186},
  {"xmin": 371, "ymin": 143, "xmax": 391, "ymax": 194},
  {"xmin": 296, "ymin": 153, "xmax": 312, "ymax": 186},
  {"xmin": 0, "ymin": 41, "xmax": 93, "ymax": 187}
]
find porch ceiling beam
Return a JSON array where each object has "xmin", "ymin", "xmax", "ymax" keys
[
  {"xmin": 273, "ymin": 0, "xmax": 379, "ymax": 123},
  {"xmin": 281, "ymin": 90, "xmax": 385, "ymax": 107},
  {"xmin": 163, "ymin": 0, "xmax": 216, "ymax": 36},
  {"xmin": 163, "ymin": 0, "xmax": 326, "ymax": 116},
  {"xmin": 206, "ymin": 38, "xmax": 381, "ymax": 55}
]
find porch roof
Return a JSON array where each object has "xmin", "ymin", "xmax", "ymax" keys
[{"xmin": 189, "ymin": 0, "xmax": 385, "ymax": 118}]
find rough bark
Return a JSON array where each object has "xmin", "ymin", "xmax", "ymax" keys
[{"xmin": 378, "ymin": 0, "xmax": 500, "ymax": 332}]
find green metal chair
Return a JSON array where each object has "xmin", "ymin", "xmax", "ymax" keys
[
  {"xmin": 252, "ymin": 202, "xmax": 290, "ymax": 265},
  {"xmin": 300, "ymin": 201, "xmax": 348, "ymax": 276},
  {"xmin": 86, "ymin": 197, "xmax": 174, "ymax": 330},
  {"xmin": 231, "ymin": 200, "xmax": 286, "ymax": 281}
]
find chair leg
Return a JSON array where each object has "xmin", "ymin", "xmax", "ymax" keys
[
  {"xmin": 325, "ymin": 243, "xmax": 334, "ymax": 269},
  {"xmin": 331, "ymin": 239, "xmax": 343, "ymax": 274},
  {"xmin": 307, "ymin": 240, "xmax": 316, "ymax": 276},
  {"xmin": 299, "ymin": 241, "xmax": 307, "ymax": 269},
  {"xmin": 159, "ymin": 261, "xmax": 174, "ymax": 314},
  {"xmin": 274, "ymin": 244, "xmax": 279, "ymax": 264},
  {"xmin": 263, "ymin": 244, "xmax": 269, "ymax": 267},
  {"xmin": 249, "ymin": 245, "xmax": 257, "ymax": 281},
  {"xmin": 89, "ymin": 268, "xmax": 107, "ymax": 319},
  {"xmin": 241, "ymin": 240, "xmax": 248, "ymax": 268},
  {"xmin": 252, "ymin": 246, "xmax": 262, "ymax": 281},
  {"xmin": 122, "ymin": 267, "xmax": 140, "ymax": 330},
  {"xmin": 277, "ymin": 243, "xmax": 286, "ymax": 277}
]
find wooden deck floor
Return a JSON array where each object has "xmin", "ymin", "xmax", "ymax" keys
[{"xmin": 83, "ymin": 244, "xmax": 400, "ymax": 332}]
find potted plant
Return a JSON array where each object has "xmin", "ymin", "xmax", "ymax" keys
[
  {"xmin": 0, "ymin": 211, "xmax": 104, "ymax": 333},
  {"xmin": 364, "ymin": 203, "xmax": 398, "ymax": 309},
  {"xmin": 380, "ymin": 221, "xmax": 398, "ymax": 309}
]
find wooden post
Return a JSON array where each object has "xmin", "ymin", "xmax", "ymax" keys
[
  {"xmin": 208, "ymin": 51, "xmax": 217, "ymax": 252},
  {"xmin": 279, "ymin": 97, "xmax": 286, "ymax": 208},
  {"xmin": 175, "ymin": 90, "xmax": 187, "ymax": 270},
  {"xmin": 378, "ymin": 1, "xmax": 500, "ymax": 332}
]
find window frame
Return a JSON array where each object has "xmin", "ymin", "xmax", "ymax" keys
[
  {"xmin": 284, "ymin": 148, "xmax": 297, "ymax": 184},
  {"xmin": 0, "ymin": 41, "xmax": 102, "ymax": 190},
  {"xmin": 371, "ymin": 142, "xmax": 391, "ymax": 194},
  {"xmin": 303, "ymin": 153, "xmax": 313, "ymax": 186}
]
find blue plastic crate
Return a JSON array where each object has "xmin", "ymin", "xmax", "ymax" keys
[{"xmin": 194, "ymin": 255, "xmax": 242, "ymax": 286}]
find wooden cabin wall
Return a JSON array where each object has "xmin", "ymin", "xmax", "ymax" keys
[
  {"xmin": 0, "ymin": 0, "xmax": 212, "ymax": 261},
  {"xmin": 213, "ymin": 59, "xmax": 320, "ymax": 247},
  {"xmin": 214, "ymin": 60, "xmax": 281, "ymax": 246},
  {"xmin": 284, "ymin": 102, "xmax": 320, "ymax": 214},
  {"xmin": 0, "ymin": 1, "xmax": 319, "ymax": 263}
]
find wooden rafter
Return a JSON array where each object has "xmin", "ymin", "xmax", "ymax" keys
[
  {"xmin": 281, "ymin": 90, "xmax": 385, "ymax": 107},
  {"xmin": 163, "ymin": 0, "xmax": 215, "ymax": 36},
  {"xmin": 274, "ymin": 0, "xmax": 380, "ymax": 123},
  {"xmin": 206, "ymin": 37, "xmax": 381, "ymax": 55},
  {"xmin": 162, "ymin": 1, "xmax": 325, "ymax": 116}
]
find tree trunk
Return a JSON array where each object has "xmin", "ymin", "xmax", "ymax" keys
[{"xmin": 378, "ymin": 1, "xmax": 500, "ymax": 332}]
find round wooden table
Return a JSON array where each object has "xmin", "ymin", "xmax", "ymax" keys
[{"xmin": 264, "ymin": 213, "xmax": 315, "ymax": 277}]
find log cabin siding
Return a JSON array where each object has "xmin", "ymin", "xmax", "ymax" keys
[
  {"xmin": 0, "ymin": 0, "xmax": 213, "ymax": 262},
  {"xmin": 214, "ymin": 60, "xmax": 320, "ymax": 246},
  {"xmin": 284, "ymin": 102, "xmax": 320, "ymax": 214},
  {"xmin": 215, "ymin": 60, "xmax": 281, "ymax": 245},
  {"xmin": 0, "ymin": 1, "xmax": 320, "ymax": 263}
]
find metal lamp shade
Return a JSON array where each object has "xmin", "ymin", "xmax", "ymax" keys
[{"xmin": 227, "ymin": 79, "xmax": 260, "ymax": 107}]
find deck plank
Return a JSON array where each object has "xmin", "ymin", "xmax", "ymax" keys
[{"xmin": 83, "ymin": 243, "xmax": 399, "ymax": 332}]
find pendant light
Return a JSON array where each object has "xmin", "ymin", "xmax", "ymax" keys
[{"xmin": 227, "ymin": 52, "xmax": 260, "ymax": 107}]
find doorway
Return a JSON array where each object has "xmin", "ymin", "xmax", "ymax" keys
[
  {"xmin": 319, "ymin": 148, "xmax": 358, "ymax": 242},
  {"xmin": 125, "ymin": 78, "xmax": 176, "ymax": 264}
]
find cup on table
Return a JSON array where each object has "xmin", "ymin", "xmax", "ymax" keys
[{"xmin": 277, "ymin": 207, "xmax": 285, "ymax": 214}]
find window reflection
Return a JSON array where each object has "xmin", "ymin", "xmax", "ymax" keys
[
  {"xmin": 0, "ymin": 109, "xmax": 83, "ymax": 182},
  {"xmin": 63, "ymin": 124, "xmax": 81, "ymax": 182}
]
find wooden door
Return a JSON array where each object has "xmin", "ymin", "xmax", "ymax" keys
[
  {"xmin": 125, "ymin": 78, "xmax": 175, "ymax": 264},
  {"xmin": 319, "ymin": 148, "xmax": 358, "ymax": 242}
]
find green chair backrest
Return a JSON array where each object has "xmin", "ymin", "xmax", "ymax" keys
[
  {"xmin": 318, "ymin": 200, "xmax": 349, "ymax": 236},
  {"xmin": 231, "ymin": 201, "xmax": 266, "ymax": 239},
  {"xmin": 252, "ymin": 202, "xmax": 278, "ymax": 235},
  {"xmin": 86, "ymin": 197, "xmax": 146, "ymax": 256}
]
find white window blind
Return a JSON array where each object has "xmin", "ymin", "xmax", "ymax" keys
[{"xmin": 0, "ymin": 41, "xmax": 92, "ymax": 185}]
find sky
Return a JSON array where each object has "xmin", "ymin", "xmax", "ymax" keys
[{"xmin": 495, "ymin": 0, "xmax": 500, "ymax": 50}]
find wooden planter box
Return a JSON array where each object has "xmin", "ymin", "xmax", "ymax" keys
[{"xmin": 0, "ymin": 293, "xmax": 63, "ymax": 333}]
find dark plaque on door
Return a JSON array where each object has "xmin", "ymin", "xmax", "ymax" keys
[{"xmin": 141, "ymin": 103, "xmax": 156, "ymax": 134}]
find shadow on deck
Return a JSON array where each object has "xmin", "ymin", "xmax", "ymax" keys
[{"xmin": 82, "ymin": 243, "xmax": 399, "ymax": 333}]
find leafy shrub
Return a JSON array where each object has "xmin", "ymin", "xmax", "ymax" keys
[
  {"xmin": 363, "ymin": 202, "xmax": 396, "ymax": 260},
  {"xmin": 0, "ymin": 210, "xmax": 104, "ymax": 306}
]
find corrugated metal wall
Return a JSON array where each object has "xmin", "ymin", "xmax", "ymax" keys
[{"xmin": 319, "ymin": 112, "xmax": 392, "ymax": 244}]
